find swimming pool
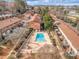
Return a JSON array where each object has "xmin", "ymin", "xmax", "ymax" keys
[{"xmin": 36, "ymin": 33, "xmax": 45, "ymax": 43}]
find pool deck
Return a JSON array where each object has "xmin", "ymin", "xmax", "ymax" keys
[
  {"xmin": 30, "ymin": 31, "xmax": 51, "ymax": 44},
  {"xmin": 20, "ymin": 31, "xmax": 52, "ymax": 54},
  {"xmin": 28, "ymin": 31, "xmax": 52, "ymax": 51},
  {"xmin": 19, "ymin": 31, "xmax": 57, "ymax": 59}
]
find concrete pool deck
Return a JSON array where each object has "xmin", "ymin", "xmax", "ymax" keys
[
  {"xmin": 19, "ymin": 31, "xmax": 58, "ymax": 59},
  {"xmin": 20, "ymin": 31, "xmax": 52, "ymax": 54},
  {"xmin": 28, "ymin": 31, "xmax": 52, "ymax": 51},
  {"xmin": 29, "ymin": 31, "xmax": 52, "ymax": 44}
]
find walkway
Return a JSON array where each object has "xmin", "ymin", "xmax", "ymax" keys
[{"xmin": 50, "ymin": 31, "xmax": 66, "ymax": 59}]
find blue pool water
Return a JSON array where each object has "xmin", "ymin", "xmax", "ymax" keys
[{"xmin": 36, "ymin": 33, "xmax": 45, "ymax": 43}]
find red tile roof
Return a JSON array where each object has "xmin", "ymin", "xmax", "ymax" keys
[
  {"xmin": 50, "ymin": 14, "xmax": 79, "ymax": 50},
  {"xmin": 59, "ymin": 20, "xmax": 79, "ymax": 49},
  {"xmin": 0, "ymin": 17, "xmax": 21, "ymax": 32},
  {"xmin": 28, "ymin": 14, "xmax": 41, "ymax": 30},
  {"xmin": 0, "ymin": 13, "xmax": 31, "ymax": 32}
]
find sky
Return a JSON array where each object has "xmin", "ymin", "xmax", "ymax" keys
[
  {"xmin": 4, "ymin": 0, "xmax": 79, "ymax": 6},
  {"xmin": 26, "ymin": 0, "xmax": 79, "ymax": 6}
]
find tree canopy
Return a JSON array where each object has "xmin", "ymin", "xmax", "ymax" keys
[{"xmin": 43, "ymin": 14, "xmax": 53, "ymax": 31}]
